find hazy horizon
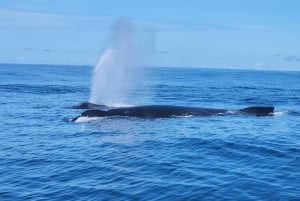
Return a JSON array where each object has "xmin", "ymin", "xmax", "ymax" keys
[{"xmin": 2, "ymin": 62, "xmax": 300, "ymax": 72}]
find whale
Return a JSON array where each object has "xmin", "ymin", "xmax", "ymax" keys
[
  {"xmin": 71, "ymin": 105, "xmax": 274, "ymax": 122},
  {"xmin": 71, "ymin": 102, "xmax": 109, "ymax": 109}
]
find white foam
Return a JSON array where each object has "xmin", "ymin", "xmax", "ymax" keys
[
  {"xmin": 225, "ymin": 110, "xmax": 238, "ymax": 114},
  {"xmin": 105, "ymin": 103, "xmax": 134, "ymax": 108},
  {"xmin": 176, "ymin": 115, "xmax": 194, "ymax": 118},
  {"xmin": 74, "ymin": 116, "xmax": 103, "ymax": 123},
  {"xmin": 272, "ymin": 110, "xmax": 290, "ymax": 116}
]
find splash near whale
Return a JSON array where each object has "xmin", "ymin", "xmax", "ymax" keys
[{"xmin": 71, "ymin": 104, "xmax": 274, "ymax": 122}]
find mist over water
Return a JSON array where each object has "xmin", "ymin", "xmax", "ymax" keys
[{"xmin": 89, "ymin": 18, "xmax": 139, "ymax": 106}]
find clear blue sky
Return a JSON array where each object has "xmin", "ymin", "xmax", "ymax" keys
[{"xmin": 0, "ymin": 0, "xmax": 300, "ymax": 70}]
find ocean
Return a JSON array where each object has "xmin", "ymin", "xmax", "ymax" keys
[{"xmin": 0, "ymin": 63, "xmax": 299, "ymax": 200}]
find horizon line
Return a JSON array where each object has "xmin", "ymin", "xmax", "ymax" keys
[{"xmin": 0, "ymin": 62, "xmax": 299, "ymax": 72}]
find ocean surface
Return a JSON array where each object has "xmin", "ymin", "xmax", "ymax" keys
[{"xmin": 0, "ymin": 63, "xmax": 299, "ymax": 200}]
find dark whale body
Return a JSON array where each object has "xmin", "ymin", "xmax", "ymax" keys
[
  {"xmin": 71, "ymin": 102, "xmax": 109, "ymax": 109},
  {"xmin": 71, "ymin": 105, "xmax": 274, "ymax": 122}
]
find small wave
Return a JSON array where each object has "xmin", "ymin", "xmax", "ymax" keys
[{"xmin": 0, "ymin": 84, "xmax": 82, "ymax": 94}]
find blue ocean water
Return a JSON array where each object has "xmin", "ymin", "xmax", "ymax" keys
[{"xmin": 0, "ymin": 63, "xmax": 300, "ymax": 200}]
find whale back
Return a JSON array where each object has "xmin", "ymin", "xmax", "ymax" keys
[
  {"xmin": 71, "ymin": 105, "xmax": 275, "ymax": 121},
  {"xmin": 101, "ymin": 105, "xmax": 228, "ymax": 117},
  {"xmin": 239, "ymin": 106, "xmax": 274, "ymax": 116},
  {"xmin": 71, "ymin": 102, "xmax": 109, "ymax": 109}
]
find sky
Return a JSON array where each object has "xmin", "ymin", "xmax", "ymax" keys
[{"xmin": 0, "ymin": 0, "xmax": 300, "ymax": 70}]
